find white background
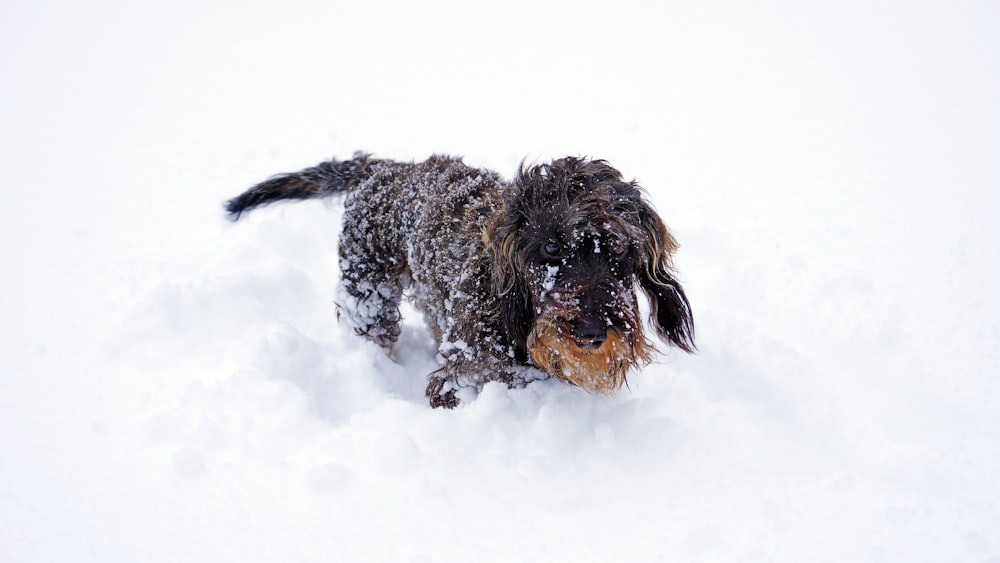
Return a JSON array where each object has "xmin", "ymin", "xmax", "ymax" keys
[{"xmin": 2, "ymin": 1, "xmax": 998, "ymax": 561}]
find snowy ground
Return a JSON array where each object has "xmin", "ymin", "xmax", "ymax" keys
[{"xmin": 2, "ymin": 1, "xmax": 999, "ymax": 561}]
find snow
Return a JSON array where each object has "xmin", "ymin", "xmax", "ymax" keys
[{"xmin": 2, "ymin": 0, "xmax": 999, "ymax": 561}]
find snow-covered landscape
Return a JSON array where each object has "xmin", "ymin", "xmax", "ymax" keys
[{"xmin": 2, "ymin": 1, "xmax": 998, "ymax": 561}]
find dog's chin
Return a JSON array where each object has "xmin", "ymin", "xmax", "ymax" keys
[{"xmin": 526, "ymin": 320, "xmax": 652, "ymax": 395}]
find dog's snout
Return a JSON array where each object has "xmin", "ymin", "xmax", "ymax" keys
[{"xmin": 575, "ymin": 319, "xmax": 607, "ymax": 349}]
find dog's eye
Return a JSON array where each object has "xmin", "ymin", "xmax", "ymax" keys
[{"xmin": 541, "ymin": 242, "xmax": 562, "ymax": 259}]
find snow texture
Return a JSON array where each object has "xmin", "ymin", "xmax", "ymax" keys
[{"xmin": 2, "ymin": 1, "xmax": 999, "ymax": 561}]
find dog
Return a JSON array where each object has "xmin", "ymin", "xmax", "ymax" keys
[{"xmin": 225, "ymin": 153, "xmax": 694, "ymax": 407}]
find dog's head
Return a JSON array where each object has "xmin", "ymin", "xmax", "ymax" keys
[{"xmin": 486, "ymin": 157, "xmax": 695, "ymax": 394}]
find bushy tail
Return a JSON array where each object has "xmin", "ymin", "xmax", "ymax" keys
[{"xmin": 224, "ymin": 152, "xmax": 375, "ymax": 220}]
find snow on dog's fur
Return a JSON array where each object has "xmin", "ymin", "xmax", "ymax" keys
[{"xmin": 225, "ymin": 152, "xmax": 694, "ymax": 407}]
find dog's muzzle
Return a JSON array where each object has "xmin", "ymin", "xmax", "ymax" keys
[{"xmin": 526, "ymin": 285, "xmax": 652, "ymax": 395}]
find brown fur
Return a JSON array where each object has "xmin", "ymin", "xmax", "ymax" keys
[{"xmin": 528, "ymin": 324, "xmax": 652, "ymax": 395}]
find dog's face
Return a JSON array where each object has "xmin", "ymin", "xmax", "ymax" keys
[{"xmin": 487, "ymin": 158, "xmax": 695, "ymax": 394}]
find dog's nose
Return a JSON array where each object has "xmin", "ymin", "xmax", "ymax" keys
[{"xmin": 575, "ymin": 320, "xmax": 607, "ymax": 349}]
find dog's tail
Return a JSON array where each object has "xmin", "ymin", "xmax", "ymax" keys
[{"xmin": 224, "ymin": 152, "xmax": 376, "ymax": 220}]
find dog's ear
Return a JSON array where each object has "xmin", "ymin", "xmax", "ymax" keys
[
  {"xmin": 484, "ymin": 220, "xmax": 533, "ymax": 361},
  {"xmin": 636, "ymin": 206, "xmax": 696, "ymax": 353}
]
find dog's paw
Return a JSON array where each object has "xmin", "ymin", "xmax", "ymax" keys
[{"xmin": 425, "ymin": 375, "xmax": 459, "ymax": 409}]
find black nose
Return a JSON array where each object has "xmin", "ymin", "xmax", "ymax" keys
[{"xmin": 575, "ymin": 320, "xmax": 607, "ymax": 349}]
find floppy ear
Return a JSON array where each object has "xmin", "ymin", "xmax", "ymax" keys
[
  {"xmin": 484, "ymin": 216, "xmax": 534, "ymax": 362},
  {"xmin": 637, "ymin": 206, "xmax": 696, "ymax": 353}
]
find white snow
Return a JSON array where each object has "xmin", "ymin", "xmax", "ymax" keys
[
  {"xmin": 2, "ymin": 1, "xmax": 999, "ymax": 561},
  {"xmin": 543, "ymin": 264, "xmax": 560, "ymax": 292}
]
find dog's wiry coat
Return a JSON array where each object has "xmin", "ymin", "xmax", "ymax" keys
[{"xmin": 226, "ymin": 152, "xmax": 694, "ymax": 407}]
